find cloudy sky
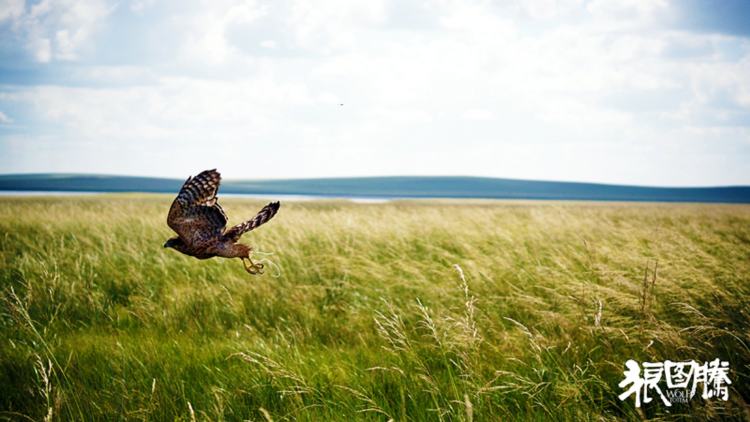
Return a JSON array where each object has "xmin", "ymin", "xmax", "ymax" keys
[{"xmin": 0, "ymin": 0, "xmax": 749, "ymax": 186}]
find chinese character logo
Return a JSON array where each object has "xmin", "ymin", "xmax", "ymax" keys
[{"xmin": 618, "ymin": 359, "xmax": 731, "ymax": 407}]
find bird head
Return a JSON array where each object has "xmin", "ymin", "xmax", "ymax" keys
[{"xmin": 163, "ymin": 237, "xmax": 180, "ymax": 249}]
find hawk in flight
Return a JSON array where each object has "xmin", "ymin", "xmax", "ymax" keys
[{"xmin": 164, "ymin": 169, "xmax": 280, "ymax": 275}]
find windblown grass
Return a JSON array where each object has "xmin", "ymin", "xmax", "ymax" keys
[{"xmin": 1, "ymin": 196, "xmax": 749, "ymax": 420}]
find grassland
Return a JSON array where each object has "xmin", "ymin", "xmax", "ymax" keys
[{"xmin": 1, "ymin": 196, "xmax": 749, "ymax": 421}]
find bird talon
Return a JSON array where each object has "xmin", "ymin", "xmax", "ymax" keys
[
  {"xmin": 252, "ymin": 263, "xmax": 264, "ymax": 275},
  {"xmin": 242, "ymin": 257, "xmax": 264, "ymax": 275}
]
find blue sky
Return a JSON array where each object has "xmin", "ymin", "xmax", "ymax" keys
[{"xmin": 1, "ymin": 0, "xmax": 749, "ymax": 186}]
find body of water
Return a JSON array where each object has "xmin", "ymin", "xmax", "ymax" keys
[{"xmin": 0, "ymin": 190, "xmax": 392, "ymax": 203}]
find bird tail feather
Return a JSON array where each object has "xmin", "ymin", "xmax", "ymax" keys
[{"xmin": 224, "ymin": 201, "xmax": 280, "ymax": 241}]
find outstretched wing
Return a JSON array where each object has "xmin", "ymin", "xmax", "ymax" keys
[
  {"xmin": 167, "ymin": 169, "xmax": 228, "ymax": 246},
  {"xmin": 223, "ymin": 201, "xmax": 280, "ymax": 242}
]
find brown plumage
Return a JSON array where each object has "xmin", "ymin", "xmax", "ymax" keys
[{"xmin": 164, "ymin": 169, "xmax": 280, "ymax": 274}]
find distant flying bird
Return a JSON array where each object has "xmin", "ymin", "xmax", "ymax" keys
[{"xmin": 164, "ymin": 169, "xmax": 280, "ymax": 275}]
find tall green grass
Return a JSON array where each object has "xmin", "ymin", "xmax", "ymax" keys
[{"xmin": 1, "ymin": 196, "xmax": 749, "ymax": 420}]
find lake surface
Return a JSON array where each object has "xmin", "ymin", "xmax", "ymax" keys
[
  {"xmin": 3, "ymin": 175, "xmax": 749, "ymax": 203},
  {"xmin": 0, "ymin": 190, "xmax": 392, "ymax": 203}
]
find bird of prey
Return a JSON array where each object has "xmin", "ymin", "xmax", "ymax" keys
[{"xmin": 164, "ymin": 169, "xmax": 280, "ymax": 275}]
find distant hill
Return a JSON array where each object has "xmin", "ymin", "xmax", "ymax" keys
[{"xmin": 1, "ymin": 173, "xmax": 749, "ymax": 203}]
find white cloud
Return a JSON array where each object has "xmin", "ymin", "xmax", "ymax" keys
[
  {"xmin": 30, "ymin": 36, "xmax": 51, "ymax": 62},
  {"xmin": 1, "ymin": 0, "xmax": 749, "ymax": 185},
  {"xmin": 177, "ymin": 0, "xmax": 269, "ymax": 65},
  {"xmin": 0, "ymin": 0, "xmax": 24, "ymax": 22},
  {"xmin": 287, "ymin": 0, "xmax": 387, "ymax": 52},
  {"xmin": 586, "ymin": 0, "xmax": 670, "ymax": 28},
  {"xmin": 129, "ymin": 0, "xmax": 154, "ymax": 13},
  {"xmin": 462, "ymin": 109, "xmax": 494, "ymax": 121},
  {"xmin": 259, "ymin": 39, "xmax": 277, "ymax": 49},
  {"xmin": 0, "ymin": 111, "xmax": 12, "ymax": 124},
  {"xmin": 2, "ymin": 0, "xmax": 111, "ymax": 62}
]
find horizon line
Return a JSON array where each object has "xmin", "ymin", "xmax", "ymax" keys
[{"xmin": 1, "ymin": 172, "xmax": 749, "ymax": 190}]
